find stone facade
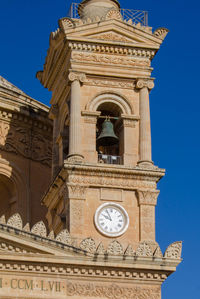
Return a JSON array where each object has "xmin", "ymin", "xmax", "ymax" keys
[{"xmin": 0, "ymin": 0, "xmax": 181, "ymax": 298}]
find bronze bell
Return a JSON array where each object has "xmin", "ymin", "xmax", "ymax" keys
[{"xmin": 97, "ymin": 119, "xmax": 119, "ymax": 146}]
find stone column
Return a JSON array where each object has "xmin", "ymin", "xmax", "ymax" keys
[
  {"xmin": 136, "ymin": 190, "xmax": 160, "ymax": 242},
  {"xmin": 68, "ymin": 72, "xmax": 86, "ymax": 162},
  {"xmin": 49, "ymin": 104, "xmax": 60, "ymax": 179},
  {"xmin": 136, "ymin": 79, "xmax": 154, "ymax": 166}
]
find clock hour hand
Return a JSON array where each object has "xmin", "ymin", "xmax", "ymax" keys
[{"xmin": 102, "ymin": 213, "xmax": 110, "ymax": 220}]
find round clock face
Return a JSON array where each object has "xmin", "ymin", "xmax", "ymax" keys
[{"xmin": 94, "ymin": 203, "xmax": 129, "ymax": 237}]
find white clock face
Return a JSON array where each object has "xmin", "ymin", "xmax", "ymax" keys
[{"xmin": 94, "ymin": 203, "xmax": 129, "ymax": 237}]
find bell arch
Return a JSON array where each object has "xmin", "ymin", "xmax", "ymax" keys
[{"xmin": 86, "ymin": 92, "xmax": 133, "ymax": 115}]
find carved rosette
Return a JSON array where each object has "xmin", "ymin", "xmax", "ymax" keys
[
  {"xmin": 136, "ymin": 190, "xmax": 160, "ymax": 206},
  {"xmin": 106, "ymin": 9, "xmax": 122, "ymax": 20}
]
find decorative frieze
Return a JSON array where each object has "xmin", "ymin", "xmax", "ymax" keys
[
  {"xmin": 66, "ymin": 282, "xmax": 161, "ymax": 298},
  {"xmin": 72, "ymin": 52, "xmax": 150, "ymax": 68},
  {"xmin": 84, "ymin": 77, "xmax": 135, "ymax": 89}
]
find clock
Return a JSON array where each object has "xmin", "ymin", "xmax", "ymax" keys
[{"xmin": 94, "ymin": 203, "xmax": 129, "ymax": 237}]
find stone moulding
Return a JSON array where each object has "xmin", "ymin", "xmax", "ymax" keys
[
  {"xmin": 0, "ymin": 213, "xmax": 182, "ymax": 263},
  {"xmin": 68, "ymin": 42, "xmax": 156, "ymax": 58}
]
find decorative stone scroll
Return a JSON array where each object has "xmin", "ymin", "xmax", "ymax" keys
[
  {"xmin": 80, "ymin": 238, "xmax": 96, "ymax": 254},
  {"xmin": 107, "ymin": 240, "xmax": 123, "ymax": 255},
  {"xmin": 31, "ymin": 221, "xmax": 47, "ymax": 237},
  {"xmin": 0, "ymin": 121, "xmax": 52, "ymax": 167},
  {"xmin": 136, "ymin": 79, "xmax": 155, "ymax": 90},
  {"xmin": 7, "ymin": 213, "xmax": 23, "ymax": 230},
  {"xmin": 164, "ymin": 241, "xmax": 182, "ymax": 259},
  {"xmin": 68, "ymin": 72, "xmax": 86, "ymax": 83},
  {"xmin": 66, "ymin": 282, "xmax": 161, "ymax": 299},
  {"xmin": 153, "ymin": 28, "xmax": 169, "ymax": 40},
  {"xmin": 136, "ymin": 241, "xmax": 153, "ymax": 257}
]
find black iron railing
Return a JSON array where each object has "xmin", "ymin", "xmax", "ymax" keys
[
  {"xmin": 67, "ymin": 3, "xmax": 148, "ymax": 26},
  {"xmin": 98, "ymin": 154, "xmax": 122, "ymax": 165}
]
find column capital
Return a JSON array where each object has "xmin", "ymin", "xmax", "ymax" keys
[
  {"xmin": 136, "ymin": 190, "xmax": 160, "ymax": 206},
  {"xmin": 68, "ymin": 72, "xmax": 86, "ymax": 83},
  {"xmin": 136, "ymin": 79, "xmax": 155, "ymax": 90}
]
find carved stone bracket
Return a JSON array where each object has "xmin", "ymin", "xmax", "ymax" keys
[
  {"xmin": 136, "ymin": 190, "xmax": 160, "ymax": 206},
  {"xmin": 136, "ymin": 79, "xmax": 155, "ymax": 90},
  {"xmin": 68, "ymin": 72, "xmax": 86, "ymax": 84},
  {"xmin": 82, "ymin": 110, "xmax": 101, "ymax": 124},
  {"xmin": 121, "ymin": 114, "xmax": 140, "ymax": 128}
]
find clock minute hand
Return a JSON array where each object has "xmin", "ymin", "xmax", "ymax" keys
[{"xmin": 105, "ymin": 209, "xmax": 112, "ymax": 221}]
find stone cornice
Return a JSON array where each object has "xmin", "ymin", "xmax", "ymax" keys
[
  {"xmin": 0, "ymin": 107, "xmax": 52, "ymax": 133},
  {"xmin": 68, "ymin": 41, "xmax": 156, "ymax": 58}
]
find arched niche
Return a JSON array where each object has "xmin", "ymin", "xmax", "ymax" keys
[
  {"xmin": 0, "ymin": 159, "xmax": 28, "ymax": 221},
  {"xmin": 0, "ymin": 174, "xmax": 17, "ymax": 218}
]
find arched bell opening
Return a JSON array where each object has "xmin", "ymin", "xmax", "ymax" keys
[
  {"xmin": 0, "ymin": 174, "xmax": 17, "ymax": 218},
  {"xmin": 96, "ymin": 102, "xmax": 123, "ymax": 165}
]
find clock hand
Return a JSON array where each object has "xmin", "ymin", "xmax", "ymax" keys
[
  {"xmin": 105, "ymin": 209, "xmax": 112, "ymax": 221},
  {"xmin": 102, "ymin": 213, "xmax": 110, "ymax": 220}
]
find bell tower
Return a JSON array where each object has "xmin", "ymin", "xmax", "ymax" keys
[{"xmin": 37, "ymin": 1, "xmax": 182, "ymax": 297}]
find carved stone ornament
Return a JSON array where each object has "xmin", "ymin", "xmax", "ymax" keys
[
  {"xmin": 106, "ymin": 9, "xmax": 122, "ymax": 20},
  {"xmin": 94, "ymin": 32, "xmax": 129, "ymax": 43},
  {"xmin": 69, "ymin": 42, "xmax": 155, "ymax": 58},
  {"xmin": 124, "ymin": 244, "xmax": 135, "ymax": 256},
  {"xmin": 56, "ymin": 229, "xmax": 71, "ymax": 245},
  {"xmin": 7, "ymin": 213, "xmax": 23, "ymax": 230},
  {"xmin": 72, "ymin": 53, "xmax": 150, "ymax": 68},
  {"xmin": 107, "ymin": 240, "xmax": 123, "ymax": 255},
  {"xmin": 85, "ymin": 77, "xmax": 134, "ymax": 89},
  {"xmin": 48, "ymin": 230, "xmax": 55, "ymax": 240},
  {"xmin": 59, "ymin": 18, "xmax": 74, "ymax": 31},
  {"xmin": 136, "ymin": 190, "xmax": 160, "ymax": 206},
  {"xmin": 164, "ymin": 241, "xmax": 182, "ymax": 259},
  {"xmin": 136, "ymin": 241, "xmax": 153, "ymax": 257},
  {"xmin": 136, "ymin": 79, "xmax": 155, "ymax": 90},
  {"xmin": 80, "ymin": 238, "xmax": 96, "ymax": 254},
  {"xmin": 96, "ymin": 242, "xmax": 105, "ymax": 255},
  {"xmin": 0, "ymin": 215, "xmax": 6, "ymax": 224},
  {"xmin": 23, "ymin": 223, "xmax": 30, "ymax": 232},
  {"xmin": 68, "ymin": 72, "xmax": 86, "ymax": 83},
  {"xmin": 153, "ymin": 27, "xmax": 169, "ymax": 40},
  {"xmin": 67, "ymin": 184, "xmax": 86, "ymax": 199},
  {"xmin": 153, "ymin": 246, "xmax": 163, "ymax": 258},
  {"xmin": 66, "ymin": 282, "xmax": 161, "ymax": 299},
  {"xmin": 0, "ymin": 121, "xmax": 52, "ymax": 167},
  {"xmin": 31, "ymin": 221, "xmax": 47, "ymax": 237}
]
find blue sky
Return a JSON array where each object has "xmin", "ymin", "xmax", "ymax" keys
[{"xmin": 0, "ymin": 0, "xmax": 199, "ymax": 298}]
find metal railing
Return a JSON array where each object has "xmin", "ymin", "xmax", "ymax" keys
[
  {"xmin": 98, "ymin": 154, "xmax": 122, "ymax": 165},
  {"xmin": 67, "ymin": 3, "xmax": 148, "ymax": 26}
]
